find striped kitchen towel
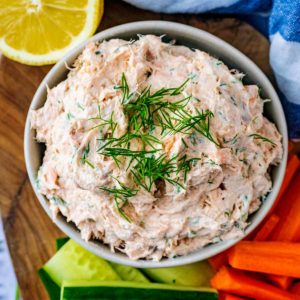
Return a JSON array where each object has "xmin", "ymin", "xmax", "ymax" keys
[{"xmin": 125, "ymin": 0, "xmax": 300, "ymax": 139}]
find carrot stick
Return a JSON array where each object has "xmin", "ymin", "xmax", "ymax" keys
[
  {"xmin": 219, "ymin": 292, "xmax": 246, "ymax": 300},
  {"xmin": 269, "ymin": 155, "xmax": 300, "ymax": 214},
  {"xmin": 291, "ymin": 282, "xmax": 300, "ymax": 295},
  {"xmin": 268, "ymin": 276, "xmax": 293, "ymax": 290},
  {"xmin": 253, "ymin": 214, "xmax": 280, "ymax": 241},
  {"xmin": 267, "ymin": 170, "xmax": 300, "ymax": 289},
  {"xmin": 228, "ymin": 241, "xmax": 300, "ymax": 278},
  {"xmin": 210, "ymin": 266, "xmax": 295, "ymax": 300},
  {"xmin": 208, "ymin": 250, "xmax": 229, "ymax": 270},
  {"xmin": 270, "ymin": 170, "xmax": 300, "ymax": 241}
]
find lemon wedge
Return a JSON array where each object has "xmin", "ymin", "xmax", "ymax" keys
[{"xmin": 0, "ymin": 0, "xmax": 104, "ymax": 65}]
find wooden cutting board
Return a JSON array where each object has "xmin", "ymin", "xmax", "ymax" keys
[{"xmin": 0, "ymin": 1, "xmax": 276, "ymax": 299}]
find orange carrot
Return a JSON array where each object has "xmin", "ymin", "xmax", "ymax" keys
[
  {"xmin": 269, "ymin": 155, "xmax": 300, "ymax": 214},
  {"xmin": 219, "ymin": 292, "xmax": 247, "ymax": 300},
  {"xmin": 267, "ymin": 170, "xmax": 300, "ymax": 289},
  {"xmin": 268, "ymin": 276, "xmax": 293, "ymax": 291},
  {"xmin": 210, "ymin": 266, "xmax": 295, "ymax": 300},
  {"xmin": 254, "ymin": 214, "xmax": 280, "ymax": 241},
  {"xmin": 208, "ymin": 250, "xmax": 229, "ymax": 270},
  {"xmin": 270, "ymin": 170, "xmax": 300, "ymax": 241},
  {"xmin": 228, "ymin": 241, "xmax": 300, "ymax": 278},
  {"xmin": 291, "ymin": 282, "xmax": 300, "ymax": 295}
]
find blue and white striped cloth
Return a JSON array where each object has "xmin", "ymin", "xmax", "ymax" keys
[{"xmin": 125, "ymin": 0, "xmax": 300, "ymax": 139}]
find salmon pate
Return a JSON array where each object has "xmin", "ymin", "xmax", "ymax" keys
[{"xmin": 31, "ymin": 35, "xmax": 283, "ymax": 261}]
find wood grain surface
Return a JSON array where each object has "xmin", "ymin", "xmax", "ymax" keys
[{"xmin": 0, "ymin": 1, "xmax": 275, "ymax": 299}]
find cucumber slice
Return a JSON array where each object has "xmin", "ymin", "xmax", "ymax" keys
[
  {"xmin": 109, "ymin": 262, "xmax": 150, "ymax": 283},
  {"xmin": 56, "ymin": 237, "xmax": 70, "ymax": 251},
  {"xmin": 60, "ymin": 280, "xmax": 218, "ymax": 300},
  {"xmin": 43, "ymin": 240, "xmax": 120, "ymax": 286},
  {"xmin": 38, "ymin": 268, "xmax": 60, "ymax": 300},
  {"xmin": 143, "ymin": 261, "xmax": 214, "ymax": 287}
]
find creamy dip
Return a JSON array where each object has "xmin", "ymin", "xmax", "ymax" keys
[{"xmin": 31, "ymin": 35, "xmax": 282, "ymax": 261}]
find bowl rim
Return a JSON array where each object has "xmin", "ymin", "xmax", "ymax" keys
[{"xmin": 24, "ymin": 20, "xmax": 288, "ymax": 268}]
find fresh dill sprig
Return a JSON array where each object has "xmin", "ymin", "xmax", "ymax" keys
[
  {"xmin": 158, "ymin": 108, "xmax": 220, "ymax": 147},
  {"xmin": 131, "ymin": 153, "xmax": 183, "ymax": 192},
  {"xmin": 97, "ymin": 132, "xmax": 162, "ymax": 151},
  {"xmin": 99, "ymin": 148, "xmax": 158, "ymax": 169},
  {"xmin": 177, "ymin": 155, "xmax": 201, "ymax": 182},
  {"xmin": 88, "ymin": 110, "xmax": 117, "ymax": 135},
  {"xmin": 119, "ymin": 73, "xmax": 191, "ymax": 132},
  {"xmin": 114, "ymin": 198, "xmax": 131, "ymax": 223},
  {"xmin": 114, "ymin": 72, "xmax": 135, "ymax": 104},
  {"xmin": 80, "ymin": 143, "xmax": 95, "ymax": 169},
  {"xmin": 99, "ymin": 148, "xmax": 158, "ymax": 158},
  {"xmin": 249, "ymin": 133, "xmax": 276, "ymax": 146},
  {"xmin": 100, "ymin": 179, "xmax": 138, "ymax": 199},
  {"xmin": 223, "ymin": 134, "xmax": 239, "ymax": 145},
  {"xmin": 100, "ymin": 177, "xmax": 138, "ymax": 222}
]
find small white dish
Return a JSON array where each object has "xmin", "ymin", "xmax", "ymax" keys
[{"xmin": 24, "ymin": 21, "xmax": 288, "ymax": 268}]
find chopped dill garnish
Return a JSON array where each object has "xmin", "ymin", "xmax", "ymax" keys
[
  {"xmin": 88, "ymin": 110, "xmax": 117, "ymax": 135},
  {"xmin": 90, "ymin": 73, "xmax": 223, "ymax": 215},
  {"xmin": 177, "ymin": 155, "xmax": 201, "ymax": 182},
  {"xmin": 131, "ymin": 153, "xmax": 183, "ymax": 192},
  {"xmin": 223, "ymin": 134, "xmax": 238, "ymax": 145},
  {"xmin": 51, "ymin": 196, "xmax": 66, "ymax": 206},
  {"xmin": 81, "ymin": 143, "xmax": 95, "ymax": 169},
  {"xmin": 100, "ymin": 179, "xmax": 138, "ymax": 199},
  {"xmin": 181, "ymin": 138, "xmax": 188, "ymax": 149},
  {"xmin": 205, "ymin": 159, "xmax": 218, "ymax": 166},
  {"xmin": 100, "ymin": 148, "xmax": 158, "ymax": 158},
  {"xmin": 77, "ymin": 102, "xmax": 85, "ymax": 111},
  {"xmin": 100, "ymin": 177, "xmax": 138, "ymax": 222},
  {"xmin": 159, "ymin": 109, "xmax": 220, "ymax": 146},
  {"xmin": 66, "ymin": 112, "xmax": 74, "ymax": 120},
  {"xmin": 116, "ymin": 73, "xmax": 219, "ymax": 146},
  {"xmin": 249, "ymin": 133, "xmax": 276, "ymax": 146},
  {"xmin": 114, "ymin": 72, "xmax": 135, "ymax": 104},
  {"xmin": 98, "ymin": 132, "xmax": 161, "ymax": 151}
]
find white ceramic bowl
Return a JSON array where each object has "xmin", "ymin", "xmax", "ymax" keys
[{"xmin": 24, "ymin": 21, "xmax": 288, "ymax": 268}]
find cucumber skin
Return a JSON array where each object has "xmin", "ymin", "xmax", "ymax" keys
[
  {"xmin": 44, "ymin": 240, "xmax": 120, "ymax": 286},
  {"xmin": 143, "ymin": 261, "xmax": 214, "ymax": 287},
  {"xmin": 109, "ymin": 262, "xmax": 150, "ymax": 283},
  {"xmin": 56, "ymin": 237, "xmax": 70, "ymax": 251},
  {"xmin": 38, "ymin": 268, "xmax": 60, "ymax": 300},
  {"xmin": 61, "ymin": 281, "xmax": 218, "ymax": 300}
]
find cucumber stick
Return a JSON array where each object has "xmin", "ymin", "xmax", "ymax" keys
[
  {"xmin": 55, "ymin": 237, "xmax": 70, "ymax": 251},
  {"xmin": 109, "ymin": 262, "xmax": 150, "ymax": 283},
  {"xmin": 60, "ymin": 280, "xmax": 218, "ymax": 300},
  {"xmin": 43, "ymin": 240, "xmax": 120, "ymax": 286},
  {"xmin": 38, "ymin": 268, "xmax": 60, "ymax": 300},
  {"xmin": 143, "ymin": 261, "xmax": 214, "ymax": 287}
]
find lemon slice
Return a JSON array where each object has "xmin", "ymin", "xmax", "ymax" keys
[{"xmin": 0, "ymin": 0, "xmax": 103, "ymax": 65}]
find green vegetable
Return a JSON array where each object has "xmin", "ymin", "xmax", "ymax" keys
[
  {"xmin": 56, "ymin": 237, "xmax": 70, "ymax": 251},
  {"xmin": 38, "ymin": 268, "xmax": 60, "ymax": 300},
  {"xmin": 143, "ymin": 261, "xmax": 214, "ymax": 287},
  {"xmin": 43, "ymin": 240, "xmax": 120, "ymax": 286},
  {"xmin": 60, "ymin": 280, "xmax": 218, "ymax": 300},
  {"xmin": 109, "ymin": 262, "xmax": 150, "ymax": 283},
  {"xmin": 248, "ymin": 133, "xmax": 276, "ymax": 146}
]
